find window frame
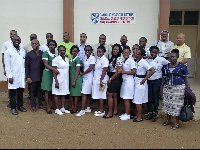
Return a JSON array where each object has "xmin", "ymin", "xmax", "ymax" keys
[{"xmin": 169, "ymin": 9, "xmax": 199, "ymax": 26}]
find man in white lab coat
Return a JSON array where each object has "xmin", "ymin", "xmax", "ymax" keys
[
  {"xmin": 4, "ymin": 35, "xmax": 27, "ymax": 115},
  {"xmin": 2, "ymin": 30, "xmax": 23, "ymax": 108}
]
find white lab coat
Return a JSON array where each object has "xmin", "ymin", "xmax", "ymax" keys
[
  {"xmin": 2, "ymin": 40, "xmax": 23, "ymax": 53},
  {"xmin": 4, "ymin": 46, "xmax": 26, "ymax": 89}
]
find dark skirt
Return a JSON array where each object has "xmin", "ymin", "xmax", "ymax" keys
[{"xmin": 107, "ymin": 72, "xmax": 122, "ymax": 93}]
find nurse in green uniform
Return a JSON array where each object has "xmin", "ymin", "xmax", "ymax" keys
[
  {"xmin": 41, "ymin": 40, "xmax": 58, "ymax": 114},
  {"xmin": 69, "ymin": 45, "xmax": 82, "ymax": 114}
]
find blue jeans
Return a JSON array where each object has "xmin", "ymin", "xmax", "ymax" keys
[{"xmin": 147, "ymin": 78, "xmax": 162, "ymax": 113}]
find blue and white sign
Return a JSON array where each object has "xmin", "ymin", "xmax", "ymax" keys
[{"xmin": 91, "ymin": 13, "xmax": 136, "ymax": 24}]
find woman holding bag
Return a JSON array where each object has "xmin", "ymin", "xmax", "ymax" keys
[{"xmin": 161, "ymin": 49, "xmax": 189, "ymax": 130}]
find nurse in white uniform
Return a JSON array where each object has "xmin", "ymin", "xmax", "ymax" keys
[
  {"xmin": 76, "ymin": 45, "xmax": 96, "ymax": 117},
  {"xmin": 133, "ymin": 48, "xmax": 155, "ymax": 122},
  {"xmin": 52, "ymin": 45, "xmax": 70, "ymax": 115},
  {"xmin": 92, "ymin": 46, "xmax": 109, "ymax": 117},
  {"xmin": 118, "ymin": 46, "xmax": 136, "ymax": 121}
]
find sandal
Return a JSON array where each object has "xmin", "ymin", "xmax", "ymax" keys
[
  {"xmin": 163, "ymin": 120, "xmax": 172, "ymax": 126},
  {"xmin": 133, "ymin": 118, "xmax": 143, "ymax": 121},
  {"xmin": 103, "ymin": 115, "xmax": 113, "ymax": 119},
  {"xmin": 171, "ymin": 123, "xmax": 179, "ymax": 130}
]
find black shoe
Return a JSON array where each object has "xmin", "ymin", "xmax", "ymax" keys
[
  {"xmin": 71, "ymin": 110, "xmax": 77, "ymax": 114},
  {"xmin": 145, "ymin": 112, "xmax": 153, "ymax": 120},
  {"xmin": 17, "ymin": 106, "xmax": 27, "ymax": 112},
  {"xmin": 46, "ymin": 110, "xmax": 52, "ymax": 114},
  {"xmin": 152, "ymin": 112, "xmax": 157, "ymax": 122},
  {"xmin": 11, "ymin": 108, "xmax": 18, "ymax": 115}
]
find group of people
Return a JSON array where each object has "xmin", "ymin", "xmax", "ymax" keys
[{"xmin": 2, "ymin": 29, "xmax": 191, "ymax": 130}]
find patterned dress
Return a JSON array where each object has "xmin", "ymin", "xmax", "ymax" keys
[{"xmin": 162, "ymin": 63, "xmax": 188, "ymax": 116}]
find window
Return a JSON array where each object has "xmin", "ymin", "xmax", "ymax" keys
[
  {"xmin": 184, "ymin": 11, "xmax": 199, "ymax": 25},
  {"xmin": 169, "ymin": 11, "xmax": 199, "ymax": 25},
  {"xmin": 169, "ymin": 11, "xmax": 182, "ymax": 25}
]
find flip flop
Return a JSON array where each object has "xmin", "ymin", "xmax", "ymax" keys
[
  {"xmin": 133, "ymin": 119, "xmax": 142, "ymax": 122},
  {"xmin": 103, "ymin": 115, "xmax": 113, "ymax": 119}
]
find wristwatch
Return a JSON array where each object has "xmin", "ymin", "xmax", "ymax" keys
[{"xmin": 110, "ymin": 78, "xmax": 112, "ymax": 81}]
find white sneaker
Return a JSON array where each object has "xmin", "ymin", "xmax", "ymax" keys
[
  {"xmin": 60, "ymin": 108, "xmax": 71, "ymax": 114},
  {"xmin": 55, "ymin": 109, "xmax": 64, "ymax": 115},
  {"xmin": 94, "ymin": 111, "xmax": 101, "ymax": 114},
  {"xmin": 76, "ymin": 110, "xmax": 85, "ymax": 117},
  {"xmin": 119, "ymin": 113, "xmax": 127, "ymax": 118},
  {"xmin": 120, "ymin": 114, "xmax": 130, "ymax": 120},
  {"xmin": 94, "ymin": 111, "xmax": 105, "ymax": 117},
  {"xmin": 85, "ymin": 107, "xmax": 91, "ymax": 113}
]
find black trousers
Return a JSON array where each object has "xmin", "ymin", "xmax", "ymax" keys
[
  {"xmin": 9, "ymin": 88, "xmax": 24, "ymax": 109},
  {"xmin": 29, "ymin": 81, "xmax": 43, "ymax": 108}
]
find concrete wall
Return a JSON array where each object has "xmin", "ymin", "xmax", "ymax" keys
[
  {"xmin": 74, "ymin": 0, "xmax": 159, "ymax": 48},
  {"xmin": 0, "ymin": 0, "xmax": 63, "ymax": 81},
  {"xmin": 171, "ymin": 0, "xmax": 200, "ymax": 10}
]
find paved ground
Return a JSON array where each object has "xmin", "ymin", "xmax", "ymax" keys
[{"xmin": 0, "ymin": 93, "xmax": 200, "ymax": 149}]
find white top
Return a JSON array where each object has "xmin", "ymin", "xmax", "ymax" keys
[
  {"xmin": 40, "ymin": 43, "xmax": 49, "ymax": 52},
  {"xmin": 83, "ymin": 55, "xmax": 96, "ymax": 78},
  {"xmin": 94, "ymin": 55, "xmax": 109, "ymax": 79},
  {"xmin": 135, "ymin": 58, "xmax": 152, "ymax": 76},
  {"xmin": 52, "ymin": 56, "xmax": 70, "ymax": 95},
  {"xmin": 4, "ymin": 46, "xmax": 26, "ymax": 89},
  {"xmin": 146, "ymin": 56, "xmax": 169, "ymax": 80},
  {"xmin": 154, "ymin": 40, "xmax": 174, "ymax": 58},
  {"xmin": 2, "ymin": 40, "xmax": 23, "ymax": 54},
  {"xmin": 121, "ymin": 57, "xmax": 136, "ymax": 79},
  {"xmin": 77, "ymin": 43, "xmax": 88, "ymax": 63},
  {"xmin": 52, "ymin": 55, "xmax": 69, "ymax": 82},
  {"xmin": 144, "ymin": 46, "xmax": 150, "ymax": 56}
]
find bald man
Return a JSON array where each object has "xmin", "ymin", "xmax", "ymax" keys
[
  {"xmin": 25, "ymin": 39, "xmax": 44, "ymax": 112},
  {"xmin": 171, "ymin": 33, "xmax": 191, "ymax": 65}
]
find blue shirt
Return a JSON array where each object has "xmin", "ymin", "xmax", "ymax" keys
[{"xmin": 162, "ymin": 63, "xmax": 188, "ymax": 85}]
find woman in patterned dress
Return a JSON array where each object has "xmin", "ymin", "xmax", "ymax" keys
[
  {"xmin": 104, "ymin": 43, "xmax": 122, "ymax": 118},
  {"xmin": 161, "ymin": 49, "xmax": 189, "ymax": 130}
]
